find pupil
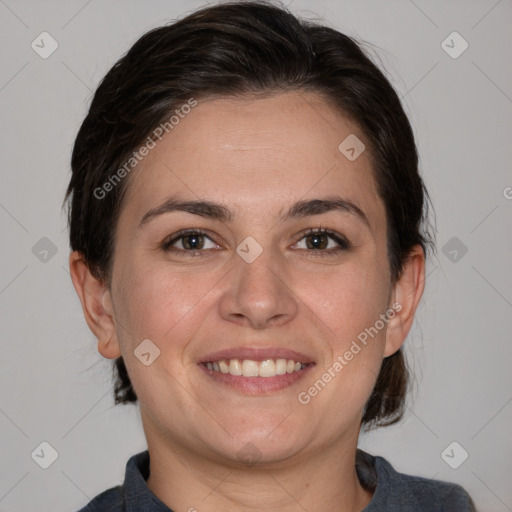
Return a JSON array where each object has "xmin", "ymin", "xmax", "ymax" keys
[
  {"xmin": 309, "ymin": 234, "xmax": 326, "ymax": 250},
  {"xmin": 186, "ymin": 235, "xmax": 202, "ymax": 249}
]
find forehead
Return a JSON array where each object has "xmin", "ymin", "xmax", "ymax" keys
[{"xmin": 121, "ymin": 91, "xmax": 385, "ymax": 230}]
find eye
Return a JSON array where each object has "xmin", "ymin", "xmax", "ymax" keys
[
  {"xmin": 162, "ymin": 229, "xmax": 219, "ymax": 255},
  {"xmin": 161, "ymin": 227, "xmax": 351, "ymax": 257},
  {"xmin": 294, "ymin": 228, "xmax": 350, "ymax": 256}
]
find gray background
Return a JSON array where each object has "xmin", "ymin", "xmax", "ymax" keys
[{"xmin": 0, "ymin": 0, "xmax": 511, "ymax": 511}]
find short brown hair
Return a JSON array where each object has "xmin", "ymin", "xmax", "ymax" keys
[{"xmin": 64, "ymin": 0, "xmax": 434, "ymax": 429}]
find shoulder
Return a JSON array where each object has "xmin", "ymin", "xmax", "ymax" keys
[
  {"xmin": 358, "ymin": 450, "xmax": 477, "ymax": 511},
  {"xmin": 75, "ymin": 485, "xmax": 124, "ymax": 512}
]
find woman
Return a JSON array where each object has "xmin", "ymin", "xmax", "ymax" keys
[{"xmin": 65, "ymin": 1, "xmax": 476, "ymax": 510}]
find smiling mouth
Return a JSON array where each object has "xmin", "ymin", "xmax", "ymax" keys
[
  {"xmin": 198, "ymin": 347, "xmax": 315, "ymax": 393},
  {"xmin": 202, "ymin": 358, "xmax": 311, "ymax": 378}
]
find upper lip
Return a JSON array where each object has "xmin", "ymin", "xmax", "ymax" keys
[{"xmin": 199, "ymin": 346, "xmax": 315, "ymax": 364}]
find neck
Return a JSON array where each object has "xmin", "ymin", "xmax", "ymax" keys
[{"xmin": 144, "ymin": 422, "xmax": 373, "ymax": 512}]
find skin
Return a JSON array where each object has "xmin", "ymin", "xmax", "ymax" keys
[{"xmin": 70, "ymin": 91, "xmax": 425, "ymax": 512}]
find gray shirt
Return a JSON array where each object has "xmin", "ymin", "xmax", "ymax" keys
[{"xmin": 77, "ymin": 449, "xmax": 476, "ymax": 511}]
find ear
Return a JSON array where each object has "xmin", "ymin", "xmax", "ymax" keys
[
  {"xmin": 384, "ymin": 245, "xmax": 425, "ymax": 357},
  {"xmin": 68, "ymin": 251, "xmax": 122, "ymax": 359}
]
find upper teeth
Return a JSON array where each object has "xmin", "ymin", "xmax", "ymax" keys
[{"xmin": 205, "ymin": 359, "xmax": 305, "ymax": 377}]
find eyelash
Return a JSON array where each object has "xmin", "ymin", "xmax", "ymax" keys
[{"xmin": 161, "ymin": 228, "xmax": 351, "ymax": 257}]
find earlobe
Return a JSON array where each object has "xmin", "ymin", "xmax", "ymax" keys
[
  {"xmin": 69, "ymin": 251, "xmax": 122, "ymax": 359},
  {"xmin": 384, "ymin": 245, "xmax": 426, "ymax": 357},
  {"xmin": 97, "ymin": 335, "xmax": 122, "ymax": 359}
]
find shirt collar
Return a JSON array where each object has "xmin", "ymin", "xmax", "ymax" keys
[{"xmin": 124, "ymin": 450, "xmax": 174, "ymax": 511}]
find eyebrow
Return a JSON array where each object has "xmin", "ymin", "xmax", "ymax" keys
[{"xmin": 138, "ymin": 195, "xmax": 370, "ymax": 229}]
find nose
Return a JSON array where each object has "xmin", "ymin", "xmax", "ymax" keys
[{"xmin": 218, "ymin": 242, "xmax": 299, "ymax": 329}]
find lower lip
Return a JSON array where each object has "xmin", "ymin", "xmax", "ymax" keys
[{"xmin": 198, "ymin": 363, "xmax": 315, "ymax": 394}]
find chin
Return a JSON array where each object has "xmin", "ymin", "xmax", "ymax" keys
[{"xmin": 198, "ymin": 422, "xmax": 310, "ymax": 466}]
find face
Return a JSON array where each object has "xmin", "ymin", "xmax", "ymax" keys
[{"xmin": 80, "ymin": 91, "xmax": 421, "ymax": 467}]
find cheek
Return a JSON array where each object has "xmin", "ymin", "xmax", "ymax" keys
[
  {"xmin": 112, "ymin": 261, "xmax": 205, "ymax": 414},
  {"xmin": 117, "ymin": 260, "xmax": 209, "ymax": 342},
  {"xmin": 296, "ymin": 257, "xmax": 390, "ymax": 407},
  {"xmin": 301, "ymin": 258, "xmax": 390, "ymax": 346},
  {"xmin": 298, "ymin": 276, "xmax": 389, "ymax": 420}
]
